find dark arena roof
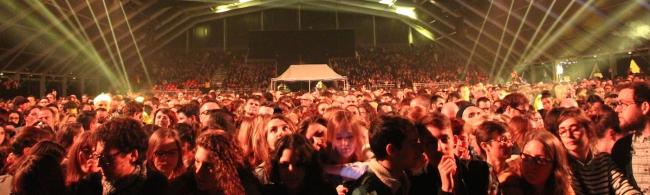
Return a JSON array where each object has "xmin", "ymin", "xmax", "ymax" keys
[{"xmin": 0, "ymin": 0, "xmax": 649, "ymax": 94}]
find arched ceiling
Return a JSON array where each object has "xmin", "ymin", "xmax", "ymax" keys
[{"xmin": 0, "ymin": 0, "xmax": 648, "ymax": 81}]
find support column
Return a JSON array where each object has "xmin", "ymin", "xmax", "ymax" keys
[
  {"xmin": 298, "ymin": 5, "xmax": 302, "ymax": 30},
  {"xmin": 260, "ymin": 10, "xmax": 265, "ymax": 30},
  {"xmin": 372, "ymin": 16, "xmax": 377, "ymax": 47},
  {"xmin": 223, "ymin": 18, "xmax": 227, "ymax": 50},
  {"xmin": 80, "ymin": 78, "xmax": 86, "ymax": 96},
  {"xmin": 62, "ymin": 77, "xmax": 68, "ymax": 96},
  {"xmin": 39, "ymin": 75, "xmax": 46, "ymax": 98},
  {"xmin": 335, "ymin": 10, "xmax": 339, "ymax": 29}
]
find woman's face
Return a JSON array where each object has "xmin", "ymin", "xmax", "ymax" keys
[
  {"xmin": 153, "ymin": 138, "xmax": 180, "ymax": 176},
  {"xmin": 155, "ymin": 112, "xmax": 171, "ymax": 128},
  {"xmin": 8, "ymin": 113, "xmax": 19, "ymax": 124},
  {"xmin": 333, "ymin": 128, "xmax": 356, "ymax": 160},
  {"xmin": 266, "ymin": 119, "xmax": 292, "ymax": 150},
  {"xmin": 194, "ymin": 146, "xmax": 218, "ymax": 191},
  {"xmin": 0, "ymin": 127, "xmax": 5, "ymax": 144},
  {"xmin": 78, "ymin": 147, "xmax": 100, "ymax": 174},
  {"xmin": 305, "ymin": 123, "xmax": 327, "ymax": 151},
  {"xmin": 278, "ymin": 149, "xmax": 306, "ymax": 191},
  {"xmin": 521, "ymin": 140, "xmax": 553, "ymax": 186},
  {"xmin": 558, "ymin": 118, "xmax": 589, "ymax": 158}
]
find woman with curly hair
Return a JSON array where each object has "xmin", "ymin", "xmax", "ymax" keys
[{"xmin": 168, "ymin": 130, "xmax": 261, "ymax": 195}]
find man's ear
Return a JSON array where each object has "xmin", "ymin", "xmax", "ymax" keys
[
  {"xmin": 641, "ymin": 102, "xmax": 650, "ymax": 115},
  {"xmin": 385, "ymin": 143, "xmax": 394, "ymax": 157},
  {"xmin": 129, "ymin": 150, "xmax": 139, "ymax": 163},
  {"xmin": 480, "ymin": 142, "xmax": 489, "ymax": 153}
]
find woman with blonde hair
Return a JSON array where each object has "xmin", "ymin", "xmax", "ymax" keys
[
  {"xmin": 324, "ymin": 110, "xmax": 368, "ymax": 164},
  {"xmin": 146, "ymin": 128, "xmax": 186, "ymax": 180}
]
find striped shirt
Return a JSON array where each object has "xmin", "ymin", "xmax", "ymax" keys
[
  {"xmin": 631, "ymin": 134, "xmax": 650, "ymax": 193},
  {"xmin": 569, "ymin": 152, "xmax": 641, "ymax": 195}
]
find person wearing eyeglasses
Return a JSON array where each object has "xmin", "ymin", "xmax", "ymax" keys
[
  {"xmin": 497, "ymin": 92, "xmax": 530, "ymax": 119},
  {"xmin": 502, "ymin": 130, "xmax": 574, "ymax": 195},
  {"xmin": 65, "ymin": 132, "xmax": 100, "ymax": 188},
  {"xmin": 146, "ymin": 128, "xmax": 186, "ymax": 181},
  {"xmin": 554, "ymin": 108, "xmax": 640, "ymax": 195},
  {"xmin": 476, "ymin": 97, "xmax": 492, "ymax": 114},
  {"xmin": 612, "ymin": 81, "xmax": 650, "ymax": 193},
  {"xmin": 74, "ymin": 118, "xmax": 168, "ymax": 195},
  {"xmin": 474, "ymin": 121, "xmax": 513, "ymax": 195}
]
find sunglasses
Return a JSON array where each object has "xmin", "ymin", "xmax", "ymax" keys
[{"xmin": 520, "ymin": 152, "xmax": 552, "ymax": 166}]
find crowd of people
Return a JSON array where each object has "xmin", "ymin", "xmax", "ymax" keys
[
  {"xmin": 144, "ymin": 45, "xmax": 489, "ymax": 91},
  {"xmin": 0, "ymin": 71, "xmax": 648, "ymax": 194}
]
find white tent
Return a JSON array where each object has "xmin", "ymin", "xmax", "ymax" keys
[{"xmin": 270, "ymin": 64, "xmax": 348, "ymax": 91}]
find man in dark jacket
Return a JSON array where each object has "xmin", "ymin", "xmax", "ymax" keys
[
  {"xmin": 73, "ymin": 118, "xmax": 168, "ymax": 195},
  {"xmin": 351, "ymin": 115, "xmax": 423, "ymax": 195},
  {"xmin": 410, "ymin": 112, "xmax": 489, "ymax": 195}
]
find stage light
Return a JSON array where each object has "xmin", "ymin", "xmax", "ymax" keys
[
  {"xmin": 135, "ymin": 96, "xmax": 145, "ymax": 103},
  {"xmin": 628, "ymin": 51, "xmax": 632, "ymax": 55},
  {"xmin": 239, "ymin": 0, "xmax": 253, "ymax": 2},
  {"xmin": 556, "ymin": 64, "xmax": 563, "ymax": 75},
  {"xmin": 211, "ymin": 5, "xmax": 231, "ymax": 13},
  {"xmin": 379, "ymin": 0, "xmax": 396, "ymax": 6},
  {"xmin": 395, "ymin": 6, "xmax": 417, "ymax": 19}
]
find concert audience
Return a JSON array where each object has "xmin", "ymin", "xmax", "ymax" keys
[{"xmin": 1, "ymin": 65, "xmax": 650, "ymax": 195}]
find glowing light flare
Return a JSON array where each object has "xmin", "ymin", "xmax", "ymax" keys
[
  {"xmin": 412, "ymin": 25, "xmax": 434, "ymax": 40},
  {"xmin": 556, "ymin": 64, "xmax": 564, "ymax": 75},
  {"xmin": 395, "ymin": 6, "xmax": 417, "ymax": 19},
  {"xmin": 212, "ymin": 5, "xmax": 231, "ymax": 13},
  {"xmin": 379, "ymin": 0, "xmax": 396, "ymax": 6}
]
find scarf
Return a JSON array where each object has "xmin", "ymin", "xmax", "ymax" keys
[{"xmin": 368, "ymin": 159, "xmax": 410, "ymax": 195}]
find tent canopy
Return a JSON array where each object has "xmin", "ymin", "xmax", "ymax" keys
[{"xmin": 272, "ymin": 64, "xmax": 346, "ymax": 81}]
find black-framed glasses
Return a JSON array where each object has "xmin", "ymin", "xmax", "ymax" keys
[
  {"xmin": 155, "ymin": 149, "xmax": 179, "ymax": 158},
  {"xmin": 511, "ymin": 106, "xmax": 529, "ymax": 113},
  {"xmin": 489, "ymin": 136, "xmax": 512, "ymax": 145},
  {"xmin": 520, "ymin": 152, "xmax": 552, "ymax": 166}
]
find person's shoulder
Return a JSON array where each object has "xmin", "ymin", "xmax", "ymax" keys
[
  {"xmin": 350, "ymin": 171, "xmax": 381, "ymax": 194},
  {"xmin": 612, "ymin": 134, "xmax": 634, "ymax": 162}
]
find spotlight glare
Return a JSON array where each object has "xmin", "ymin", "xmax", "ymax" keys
[
  {"xmin": 239, "ymin": 0, "xmax": 253, "ymax": 2},
  {"xmin": 395, "ymin": 6, "xmax": 417, "ymax": 19},
  {"xmin": 379, "ymin": 0, "xmax": 396, "ymax": 6},
  {"xmin": 211, "ymin": 5, "xmax": 231, "ymax": 13}
]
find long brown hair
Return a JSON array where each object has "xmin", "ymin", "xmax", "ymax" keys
[
  {"xmin": 65, "ymin": 132, "xmax": 97, "ymax": 186},
  {"xmin": 522, "ymin": 130, "xmax": 575, "ymax": 195},
  {"xmin": 196, "ymin": 130, "xmax": 245, "ymax": 195},
  {"xmin": 146, "ymin": 128, "xmax": 186, "ymax": 180}
]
